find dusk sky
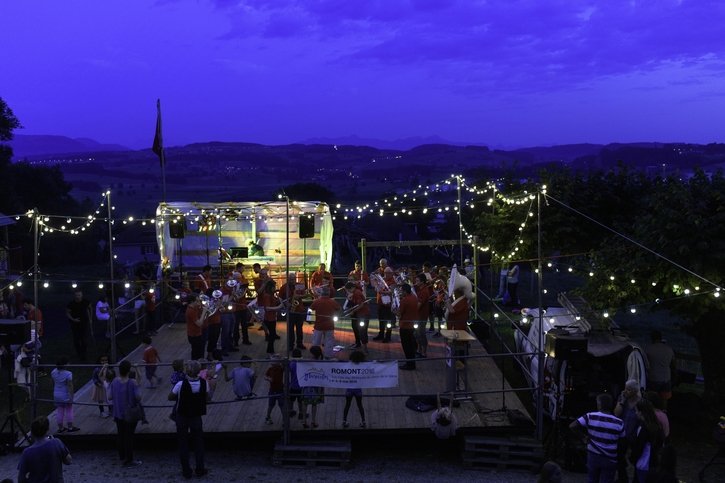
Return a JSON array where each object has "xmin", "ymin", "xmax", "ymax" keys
[{"xmin": 3, "ymin": 0, "xmax": 725, "ymax": 149}]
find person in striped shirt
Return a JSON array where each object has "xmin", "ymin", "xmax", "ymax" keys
[{"xmin": 570, "ymin": 393, "xmax": 625, "ymax": 483}]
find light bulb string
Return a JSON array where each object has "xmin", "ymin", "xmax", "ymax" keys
[{"xmin": 544, "ymin": 193, "xmax": 722, "ymax": 291}]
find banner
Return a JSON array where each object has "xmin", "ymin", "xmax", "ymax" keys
[{"xmin": 295, "ymin": 361, "xmax": 399, "ymax": 389}]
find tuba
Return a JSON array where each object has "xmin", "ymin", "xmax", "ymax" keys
[{"xmin": 200, "ymin": 289, "xmax": 223, "ymax": 320}]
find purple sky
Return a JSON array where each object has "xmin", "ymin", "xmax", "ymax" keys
[{"xmin": 3, "ymin": 0, "xmax": 725, "ymax": 149}]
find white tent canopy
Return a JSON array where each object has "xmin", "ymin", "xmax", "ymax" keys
[{"xmin": 156, "ymin": 201, "xmax": 333, "ymax": 272}]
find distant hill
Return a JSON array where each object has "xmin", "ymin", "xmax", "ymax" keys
[
  {"xmin": 300, "ymin": 135, "xmax": 486, "ymax": 151},
  {"xmin": 9, "ymin": 134, "xmax": 128, "ymax": 159}
]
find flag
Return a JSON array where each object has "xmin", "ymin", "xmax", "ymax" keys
[{"xmin": 152, "ymin": 99, "xmax": 164, "ymax": 166}]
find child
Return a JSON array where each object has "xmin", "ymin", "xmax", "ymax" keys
[
  {"xmin": 168, "ymin": 359, "xmax": 186, "ymax": 422},
  {"xmin": 91, "ymin": 355, "xmax": 110, "ymax": 417},
  {"xmin": 289, "ymin": 349, "xmax": 303, "ymax": 419},
  {"xmin": 169, "ymin": 359, "xmax": 186, "ymax": 387},
  {"xmin": 51, "ymin": 357, "xmax": 80, "ymax": 433},
  {"xmin": 342, "ymin": 350, "xmax": 366, "ymax": 428},
  {"xmin": 142, "ymin": 335, "xmax": 161, "ymax": 388},
  {"xmin": 301, "ymin": 346, "xmax": 325, "ymax": 429},
  {"xmin": 103, "ymin": 366, "xmax": 116, "ymax": 417},
  {"xmin": 264, "ymin": 355, "xmax": 284, "ymax": 424},
  {"xmin": 223, "ymin": 356, "xmax": 256, "ymax": 400}
]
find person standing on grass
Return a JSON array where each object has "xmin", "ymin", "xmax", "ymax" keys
[
  {"xmin": 17, "ymin": 416, "xmax": 72, "ymax": 483},
  {"xmin": 66, "ymin": 289, "xmax": 91, "ymax": 362},
  {"xmin": 51, "ymin": 356, "xmax": 80, "ymax": 433},
  {"xmin": 170, "ymin": 360, "xmax": 210, "ymax": 479}
]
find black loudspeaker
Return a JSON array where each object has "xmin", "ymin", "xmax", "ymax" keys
[
  {"xmin": 298, "ymin": 215, "xmax": 315, "ymax": 239},
  {"xmin": 545, "ymin": 329, "xmax": 588, "ymax": 360},
  {"xmin": 169, "ymin": 216, "xmax": 186, "ymax": 239},
  {"xmin": 0, "ymin": 319, "xmax": 31, "ymax": 345}
]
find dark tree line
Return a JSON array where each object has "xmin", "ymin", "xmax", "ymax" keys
[
  {"xmin": 0, "ymin": 97, "xmax": 103, "ymax": 267},
  {"xmin": 468, "ymin": 165, "xmax": 725, "ymax": 408}
]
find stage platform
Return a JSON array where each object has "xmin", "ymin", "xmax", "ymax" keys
[{"xmin": 46, "ymin": 317, "xmax": 533, "ymax": 440}]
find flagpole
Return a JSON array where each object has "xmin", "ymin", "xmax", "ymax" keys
[{"xmin": 153, "ymin": 99, "xmax": 167, "ymax": 202}]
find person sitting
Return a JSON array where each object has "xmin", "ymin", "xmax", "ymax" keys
[
  {"xmin": 248, "ymin": 240, "xmax": 264, "ymax": 257},
  {"xmin": 430, "ymin": 393, "xmax": 458, "ymax": 439}
]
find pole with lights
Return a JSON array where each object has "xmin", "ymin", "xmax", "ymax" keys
[
  {"xmin": 278, "ymin": 193, "xmax": 292, "ymax": 445},
  {"xmin": 107, "ymin": 191, "xmax": 118, "ymax": 362}
]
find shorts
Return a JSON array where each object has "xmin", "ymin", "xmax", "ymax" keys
[
  {"xmin": 145, "ymin": 365, "xmax": 157, "ymax": 380},
  {"xmin": 268, "ymin": 390, "xmax": 283, "ymax": 407}
]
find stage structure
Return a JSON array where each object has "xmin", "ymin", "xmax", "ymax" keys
[{"xmin": 156, "ymin": 201, "xmax": 333, "ymax": 274}]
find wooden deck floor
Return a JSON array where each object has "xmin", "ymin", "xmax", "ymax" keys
[{"xmin": 50, "ymin": 318, "xmax": 531, "ymax": 438}]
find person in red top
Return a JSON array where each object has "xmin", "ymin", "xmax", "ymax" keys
[
  {"xmin": 205, "ymin": 300, "xmax": 222, "ymax": 360},
  {"xmin": 372, "ymin": 264, "xmax": 396, "ymax": 342},
  {"xmin": 348, "ymin": 260, "xmax": 369, "ymax": 289},
  {"xmin": 185, "ymin": 294, "xmax": 206, "ymax": 360},
  {"xmin": 344, "ymin": 282, "xmax": 370, "ymax": 352},
  {"xmin": 397, "ymin": 283, "xmax": 419, "ymax": 370},
  {"xmin": 309, "ymin": 287, "xmax": 341, "ymax": 359},
  {"xmin": 194, "ymin": 265, "xmax": 212, "ymax": 295},
  {"xmin": 230, "ymin": 266, "xmax": 251, "ymax": 347},
  {"xmin": 279, "ymin": 273, "xmax": 307, "ymax": 351},
  {"xmin": 23, "ymin": 299, "xmax": 44, "ymax": 339},
  {"xmin": 446, "ymin": 288, "xmax": 469, "ymax": 330},
  {"xmin": 414, "ymin": 274, "xmax": 432, "ymax": 357},
  {"xmin": 259, "ymin": 280, "xmax": 283, "ymax": 354},
  {"xmin": 309, "ymin": 263, "xmax": 333, "ymax": 295},
  {"xmin": 142, "ymin": 335, "xmax": 161, "ymax": 388}
]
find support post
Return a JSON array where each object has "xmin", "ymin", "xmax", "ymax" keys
[
  {"xmin": 108, "ymin": 191, "xmax": 118, "ymax": 363},
  {"xmin": 536, "ymin": 191, "xmax": 544, "ymax": 441}
]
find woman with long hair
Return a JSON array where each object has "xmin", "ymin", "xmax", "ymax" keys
[{"xmin": 631, "ymin": 398, "xmax": 664, "ymax": 483}]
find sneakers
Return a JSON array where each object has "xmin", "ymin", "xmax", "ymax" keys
[
  {"xmin": 265, "ymin": 417, "xmax": 273, "ymax": 425},
  {"xmin": 360, "ymin": 421, "xmax": 367, "ymax": 428},
  {"xmin": 342, "ymin": 420, "xmax": 349, "ymax": 428},
  {"xmin": 348, "ymin": 343, "xmax": 361, "ymax": 349},
  {"xmin": 372, "ymin": 334, "xmax": 384, "ymax": 341},
  {"xmin": 66, "ymin": 426, "xmax": 81, "ymax": 432},
  {"xmin": 100, "ymin": 411, "xmax": 110, "ymax": 418}
]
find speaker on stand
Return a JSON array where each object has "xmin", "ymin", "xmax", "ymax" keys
[
  {"xmin": 298, "ymin": 215, "xmax": 315, "ymax": 239},
  {"xmin": 169, "ymin": 216, "xmax": 186, "ymax": 239}
]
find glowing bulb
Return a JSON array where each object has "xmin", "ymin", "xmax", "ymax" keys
[
  {"xmin": 359, "ymin": 321, "xmax": 365, "ymax": 327},
  {"xmin": 175, "ymin": 294, "xmax": 181, "ymax": 300},
  {"xmin": 98, "ymin": 283, "xmax": 104, "ymax": 289},
  {"xmin": 72, "ymin": 283, "xmax": 78, "ymax": 289},
  {"xmin": 630, "ymin": 308, "xmax": 637, "ymax": 314},
  {"xmin": 333, "ymin": 316, "xmax": 339, "ymax": 322},
  {"xmin": 124, "ymin": 283, "xmax": 130, "ymax": 289},
  {"xmin": 149, "ymin": 288, "xmax": 155, "ymax": 294},
  {"xmin": 43, "ymin": 282, "xmax": 49, "ymax": 288},
  {"xmin": 603, "ymin": 312, "xmax": 609, "ymax": 318},
  {"xmin": 16, "ymin": 281, "xmax": 23, "ymax": 287}
]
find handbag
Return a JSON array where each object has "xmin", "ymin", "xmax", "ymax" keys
[{"xmin": 123, "ymin": 380, "xmax": 144, "ymax": 424}]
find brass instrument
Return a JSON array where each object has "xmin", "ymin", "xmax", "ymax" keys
[
  {"xmin": 199, "ymin": 289, "xmax": 223, "ymax": 319},
  {"xmin": 342, "ymin": 298, "xmax": 371, "ymax": 317}
]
